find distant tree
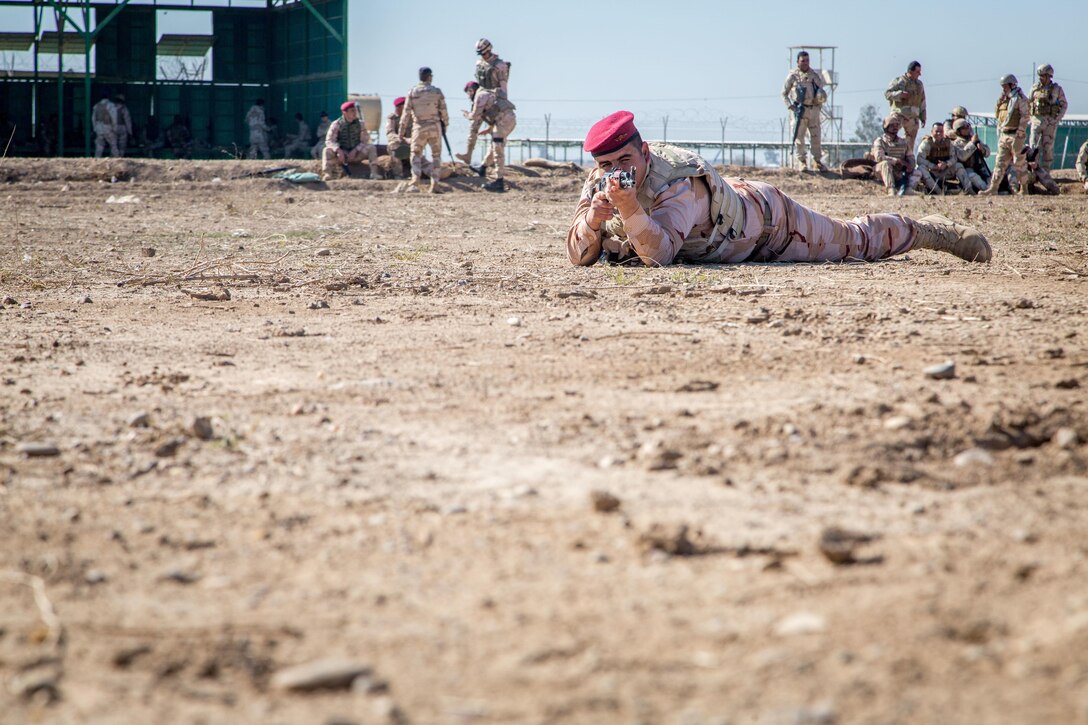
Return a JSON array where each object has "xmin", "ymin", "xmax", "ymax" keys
[{"xmin": 852, "ymin": 104, "xmax": 883, "ymax": 143}]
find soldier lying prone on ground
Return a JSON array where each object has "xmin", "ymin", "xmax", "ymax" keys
[{"xmin": 566, "ymin": 111, "xmax": 992, "ymax": 268}]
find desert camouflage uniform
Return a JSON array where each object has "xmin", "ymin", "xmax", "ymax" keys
[
  {"xmin": 943, "ymin": 108, "xmax": 968, "ymax": 138},
  {"xmin": 311, "ymin": 117, "xmax": 330, "ymax": 159},
  {"xmin": 1024, "ymin": 155, "xmax": 1059, "ymax": 194},
  {"xmin": 567, "ymin": 143, "xmax": 929, "ymax": 267},
  {"xmin": 283, "ymin": 119, "xmax": 311, "ymax": 156},
  {"xmin": 885, "ymin": 73, "xmax": 927, "ymax": 151},
  {"xmin": 1029, "ymin": 78, "xmax": 1068, "ymax": 171},
  {"xmin": 475, "ymin": 55, "xmax": 510, "ymax": 98},
  {"xmin": 985, "ymin": 86, "xmax": 1030, "ymax": 194},
  {"xmin": 782, "ymin": 67, "xmax": 826, "ymax": 169},
  {"xmin": 115, "ymin": 102, "xmax": 133, "ymax": 156},
  {"xmin": 952, "ymin": 133, "xmax": 990, "ymax": 193},
  {"xmin": 245, "ymin": 104, "xmax": 270, "ymax": 160},
  {"xmin": 466, "ymin": 88, "xmax": 517, "ymax": 181},
  {"xmin": 93, "ymin": 98, "xmax": 119, "ymax": 158},
  {"xmin": 917, "ymin": 133, "xmax": 970, "ymax": 192},
  {"xmin": 1077, "ymin": 141, "xmax": 1088, "ymax": 184},
  {"xmin": 871, "ymin": 132, "xmax": 920, "ymax": 192},
  {"xmin": 322, "ymin": 113, "xmax": 380, "ymax": 179},
  {"xmin": 400, "ymin": 82, "xmax": 448, "ymax": 182}
]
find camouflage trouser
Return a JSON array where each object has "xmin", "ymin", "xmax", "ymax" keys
[
  {"xmin": 94, "ymin": 123, "xmax": 118, "ymax": 158},
  {"xmin": 410, "ymin": 123, "xmax": 442, "ymax": 179},
  {"xmin": 247, "ymin": 127, "xmax": 270, "ymax": 160},
  {"xmin": 1028, "ymin": 166, "xmax": 1059, "ymax": 194},
  {"xmin": 483, "ymin": 111, "xmax": 517, "ymax": 179},
  {"xmin": 791, "ymin": 105, "xmax": 822, "ymax": 166},
  {"xmin": 898, "ymin": 115, "xmax": 921, "ymax": 154},
  {"xmin": 711, "ymin": 179, "xmax": 918, "ymax": 263},
  {"xmin": 962, "ymin": 168, "xmax": 987, "ymax": 193},
  {"xmin": 1029, "ymin": 117, "xmax": 1059, "ymax": 171},
  {"xmin": 311, "ymin": 141, "xmax": 325, "ymax": 159},
  {"xmin": 918, "ymin": 161, "xmax": 970, "ymax": 193},
  {"xmin": 875, "ymin": 161, "xmax": 920, "ymax": 191},
  {"xmin": 322, "ymin": 145, "xmax": 380, "ymax": 179},
  {"xmin": 283, "ymin": 138, "xmax": 309, "ymax": 157},
  {"xmin": 988, "ymin": 131, "xmax": 1027, "ymax": 192},
  {"xmin": 116, "ymin": 130, "xmax": 129, "ymax": 156}
]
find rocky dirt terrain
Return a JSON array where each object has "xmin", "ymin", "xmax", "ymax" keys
[{"xmin": 1, "ymin": 157, "xmax": 1087, "ymax": 724}]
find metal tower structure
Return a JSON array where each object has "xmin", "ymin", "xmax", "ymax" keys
[{"xmin": 785, "ymin": 45, "xmax": 843, "ymax": 165}]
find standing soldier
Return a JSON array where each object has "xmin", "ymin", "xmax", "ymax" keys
[
  {"xmin": 114, "ymin": 94, "xmax": 133, "ymax": 156},
  {"xmin": 1029, "ymin": 64, "xmax": 1067, "ymax": 172},
  {"xmin": 781, "ymin": 51, "xmax": 827, "ymax": 171},
  {"xmin": 282, "ymin": 112, "xmax": 311, "ymax": 157},
  {"xmin": 916, "ymin": 123, "xmax": 970, "ymax": 194},
  {"xmin": 245, "ymin": 98, "xmax": 270, "ymax": 160},
  {"xmin": 311, "ymin": 111, "xmax": 330, "ymax": 159},
  {"xmin": 885, "ymin": 61, "xmax": 926, "ymax": 151},
  {"xmin": 92, "ymin": 92, "xmax": 119, "ymax": 158},
  {"xmin": 950, "ymin": 119, "xmax": 990, "ymax": 194},
  {"xmin": 400, "ymin": 66, "xmax": 448, "ymax": 192},
  {"xmin": 322, "ymin": 101, "xmax": 380, "ymax": 180},
  {"xmin": 474, "ymin": 38, "xmax": 510, "ymax": 99},
  {"xmin": 1077, "ymin": 140, "xmax": 1088, "ymax": 193},
  {"xmin": 456, "ymin": 81, "xmax": 517, "ymax": 192},
  {"xmin": 871, "ymin": 114, "xmax": 920, "ymax": 196},
  {"xmin": 980, "ymin": 74, "xmax": 1030, "ymax": 196}
]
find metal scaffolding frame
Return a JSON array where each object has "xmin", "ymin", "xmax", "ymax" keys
[{"xmin": 0, "ymin": 0, "xmax": 346, "ymax": 156}]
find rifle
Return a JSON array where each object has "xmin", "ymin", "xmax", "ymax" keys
[
  {"xmin": 791, "ymin": 86, "xmax": 807, "ymax": 148},
  {"xmin": 440, "ymin": 121, "xmax": 454, "ymax": 160}
]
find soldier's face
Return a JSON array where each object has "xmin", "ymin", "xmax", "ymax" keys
[
  {"xmin": 933, "ymin": 125, "xmax": 944, "ymax": 141},
  {"xmin": 909, "ymin": 67, "xmax": 921, "ymax": 80},
  {"xmin": 957, "ymin": 124, "xmax": 972, "ymax": 139},
  {"xmin": 886, "ymin": 123, "xmax": 901, "ymax": 137},
  {"xmin": 344, "ymin": 107, "xmax": 357, "ymax": 121},
  {"xmin": 594, "ymin": 141, "xmax": 650, "ymax": 186},
  {"xmin": 1040, "ymin": 74, "xmax": 1052, "ymax": 83},
  {"xmin": 797, "ymin": 55, "xmax": 809, "ymax": 71}
]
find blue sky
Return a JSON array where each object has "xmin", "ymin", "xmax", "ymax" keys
[{"xmin": 351, "ymin": 0, "xmax": 1087, "ymax": 143}]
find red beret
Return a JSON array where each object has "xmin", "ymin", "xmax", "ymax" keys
[
  {"xmin": 393, "ymin": 96, "xmax": 406, "ymax": 107},
  {"xmin": 340, "ymin": 101, "xmax": 355, "ymax": 112},
  {"xmin": 585, "ymin": 110, "xmax": 638, "ymax": 156}
]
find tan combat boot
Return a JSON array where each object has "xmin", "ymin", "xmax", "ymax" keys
[
  {"xmin": 912, "ymin": 214, "xmax": 992, "ymax": 262},
  {"xmin": 454, "ymin": 152, "xmax": 472, "ymax": 164}
]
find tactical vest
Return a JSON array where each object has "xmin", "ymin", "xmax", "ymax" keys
[
  {"xmin": 475, "ymin": 56, "xmax": 507, "ymax": 91},
  {"xmin": 790, "ymin": 69, "xmax": 825, "ymax": 105},
  {"xmin": 408, "ymin": 84, "xmax": 443, "ymax": 123},
  {"xmin": 481, "ymin": 95, "xmax": 516, "ymax": 125},
  {"xmin": 890, "ymin": 76, "xmax": 924, "ymax": 117},
  {"xmin": 879, "ymin": 136, "xmax": 909, "ymax": 161},
  {"xmin": 603, "ymin": 143, "xmax": 745, "ymax": 262},
  {"xmin": 336, "ymin": 117, "xmax": 362, "ymax": 149},
  {"xmin": 924, "ymin": 136, "xmax": 952, "ymax": 163},
  {"xmin": 996, "ymin": 90, "xmax": 1024, "ymax": 131},
  {"xmin": 93, "ymin": 101, "xmax": 113, "ymax": 125},
  {"xmin": 1031, "ymin": 82, "xmax": 1062, "ymax": 118}
]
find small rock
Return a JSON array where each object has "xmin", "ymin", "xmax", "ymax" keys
[
  {"xmin": 590, "ymin": 490, "xmax": 621, "ymax": 513},
  {"xmin": 923, "ymin": 360, "xmax": 956, "ymax": 380},
  {"xmin": 443, "ymin": 505, "xmax": 467, "ymax": 515},
  {"xmin": 883, "ymin": 416, "xmax": 913, "ymax": 431},
  {"xmin": 315, "ymin": 248, "xmax": 332, "ymax": 257},
  {"xmin": 351, "ymin": 675, "xmax": 390, "ymax": 694},
  {"xmin": 140, "ymin": 247, "xmax": 156, "ymax": 257},
  {"xmin": 506, "ymin": 316, "xmax": 522, "ymax": 327},
  {"xmin": 190, "ymin": 417, "xmax": 214, "ymax": 441},
  {"xmin": 953, "ymin": 448, "xmax": 994, "ymax": 467},
  {"xmin": 85, "ymin": 569, "xmax": 108, "ymax": 584},
  {"xmin": 160, "ymin": 568, "xmax": 200, "ymax": 584},
  {"xmin": 128, "ymin": 412, "xmax": 150, "ymax": 428},
  {"xmin": 154, "ymin": 437, "xmax": 185, "ymax": 457},
  {"xmin": 638, "ymin": 523, "xmax": 698, "ymax": 556},
  {"xmin": 819, "ymin": 526, "xmax": 879, "ymax": 565},
  {"xmin": 853, "ymin": 354, "xmax": 866, "ymax": 364},
  {"xmin": 1055, "ymin": 378, "xmax": 1081, "ymax": 390},
  {"xmin": 270, "ymin": 658, "xmax": 371, "ymax": 692},
  {"xmin": 112, "ymin": 644, "xmax": 152, "ymax": 668},
  {"xmin": 774, "ymin": 611, "xmax": 827, "ymax": 636},
  {"xmin": 81, "ymin": 296, "xmax": 93, "ymax": 304},
  {"xmin": 2, "ymin": 295, "xmax": 16, "ymax": 305},
  {"xmin": 746, "ymin": 308, "xmax": 771, "ymax": 324},
  {"xmin": 9, "ymin": 665, "xmax": 60, "ymax": 701},
  {"xmin": 309, "ymin": 300, "xmax": 330, "ymax": 310},
  {"xmin": 1014, "ymin": 298, "xmax": 1035, "ymax": 309},
  {"xmin": 1053, "ymin": 428, "xmax": 1079, "ymax": 449},
  {"xmin": 18, "ymin": 442, "xmax": 60, "ymax": 458},
  {"xmin": 637, "ymin": 439, "xmax": 682, "ymax": 471}
]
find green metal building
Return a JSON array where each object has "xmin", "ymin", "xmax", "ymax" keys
[{"xmin": 0, "ymin": 0, "xmax": 347, "ymax": 157}]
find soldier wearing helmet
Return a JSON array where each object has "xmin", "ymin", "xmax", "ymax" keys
[
  {"xmin": 1028, "ymin": 63, "xmax": 1068, "ymax": 172},
  {"xmin": 943, "ymin": 106, "xmax": 969, "ymax": 138},
  {"xmin": 950, "ymin": 118, "xmax": 991, "ymax": 194},
  {"xmin": 980, "ymin": 74, "xmax": 1031, "ymax": 195},
  {"xmin": 884, "ymin": 61, "xmax": 927, "ymax": 152},
  {"xmin": 871, "ymin": 114, "xmax": 920, "ymax": 195},
  {"xmin": 456, "ymin": 80, "xmax": 518, "ymax": 193},
  {"xmin": 474, "ymin": 38, "xmax": 510, "ymax": 100}
]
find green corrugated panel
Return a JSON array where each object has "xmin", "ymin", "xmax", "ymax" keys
[{"xmin": 95, "ymin": 7, "xmax": 155, "ymax": 81}]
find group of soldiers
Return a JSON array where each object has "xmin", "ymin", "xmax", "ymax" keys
[
  {"xmin": 785, "ymin": 56, "xmax": 1085, "ymax": 196},
  {"xmin": 314, "ymin": 38, "xmax": 516, "ymax": 192}
]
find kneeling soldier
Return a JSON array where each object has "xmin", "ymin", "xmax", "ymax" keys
[
  {"xmin": 872, "ymin": 115, "xmax": 920, "ymax": 196},
  {"xmin": 917, "ymin": 123, "xmax": 970, "ymax": 194},
  {"xmin": 950, "ymin": 119, "xmax": 990, "ymax": 194},
  {"xmin": 567, "ymin": 111, "xmax": 991, "ymax": 268},
  {"xmin": 322, "ymin": 101, "xmax": 380, "ymax": 180},
  {"xmin": 456, "ymin": 81, "xmax": 517, "ymax": 192}
]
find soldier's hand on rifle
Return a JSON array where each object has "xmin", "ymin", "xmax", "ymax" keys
[
  {"xmin": 936, "ymin": 161, "xmax": 947, "ymax": 172},
  {"xmin": 898, "ymin": 91, "xmax": 910, "ymax": 101},
  {"xmin": 587, "ymin": 190, "xmax": 617, "ymax": 231},
  {"xmin": 604, "ymin": 174, "xmax": 640, "ymax": 219}
]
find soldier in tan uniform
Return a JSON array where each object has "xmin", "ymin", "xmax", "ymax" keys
[
  {"xmin": 474, "ymin": 38, "xmax": 510, "ymax": 99},
  {"xmin": 456, "ymin": 81, "xmax": 517, "ymax": 192},
  {"xmin": 321, "ymin": 101, "xmax": 380, "ymax": 180},
  {"xmin": 950, "ymin": 119, "xmax": 990, "ymax": 194},
  {"xmin": 917, "ymin": 123, "xmax": 971, "ymax": 194},
  {"xmin": 114, "ymin": 94, "xmax": 133, "ymax": 156},
  {"xmin": 283, "ymin": 112, "xmax": 311, "ymax": 157},
  {"xmin": 980, "ymin": 74, "xmax": 1031, "ymax": 196},
  {"xmin": 1028, "ymin": 64, "xmax": 1068, "ymax": 172},
  {"xmin": 311, "ymin": 111, "xmax": 330, "ymax": 159},
  {"xmin": 1077, "ymin": 141, "xmax": 1088, "ymax": 193},
  {"xmin": 245, "ymin": 99, "xmax": 271, "ymax": 160},
  {"xmin": 781, "ymin": 51, "xmax": 827, "ymax": 171},
  {"xmin": 92, "ymin": 93, "xmax": 119, "ymax": 158},
  {"xmin": 1021, "ymin": 144, "xmax": 1059, "ymax": 195},
  {"xmin": 885, "ymin": 61, "xmax": 927, "ymax": 151},
  {"xmin": 400, "ymin": 66, "xmax": 448, "ymax": 192},
  {"xmin": 568, "ymin": 111, "xmax": 991, "ymax": 268},
  {"xmin": 943, "ymin": 106, "xmax": 968, "ymax": 138},
  {"xmin": 871, "ymin": 115, "xmax": 920, "ymax": 196}
]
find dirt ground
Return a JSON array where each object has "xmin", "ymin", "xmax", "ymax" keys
[{"xmin": 1, "ymin": 156, "xmax": 1087, "ymax": 725}]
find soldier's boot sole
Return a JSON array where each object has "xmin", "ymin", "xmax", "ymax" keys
[{"xmin": 913, "ymin": 214, "xmax": 992, "ymax": 263}]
